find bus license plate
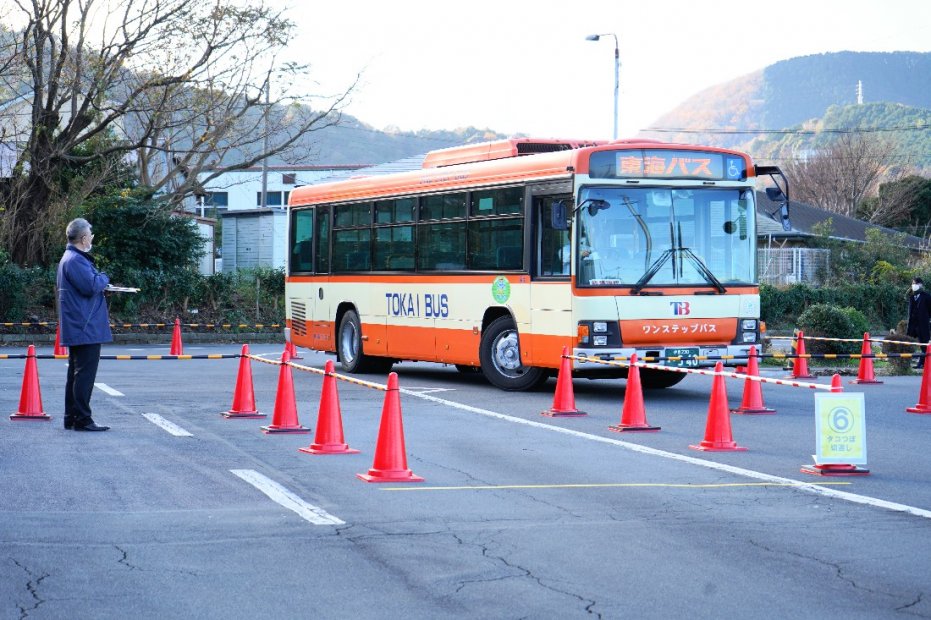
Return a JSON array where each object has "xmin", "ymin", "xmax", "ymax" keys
[{"xmin": 666, "ymin": 347, "xmax": 699, "ymax": 368}]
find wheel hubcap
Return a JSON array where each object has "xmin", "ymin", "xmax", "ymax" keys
[
  {"xmin": 340, "ymin": 323, "xmax": 358, "ymax": 363},
  {"xmin": 492, "ymin": 330, "xmax": 524, "ymax": 376}
]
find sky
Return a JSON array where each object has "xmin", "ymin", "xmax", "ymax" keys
[{"xmin": 268, "ymin": 0, "xmax": 931, "ymax": 141}]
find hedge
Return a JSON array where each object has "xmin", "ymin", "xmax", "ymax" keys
[{"xmin": 761, "ymin": 283, "xmax": 906, "ymax": 332}]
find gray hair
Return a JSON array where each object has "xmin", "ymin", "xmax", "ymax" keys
[{"xmin": 66, "ymin": 218, "xmax": 91, "ymax": 243}]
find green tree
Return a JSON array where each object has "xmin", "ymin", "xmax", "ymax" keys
[{"xmin": 87, "ymin": 190, "xmax": 205, "ymax": 276}]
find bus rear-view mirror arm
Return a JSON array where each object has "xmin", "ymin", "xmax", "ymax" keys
[{"xmin": 551, "ymin": 199, "xmax": 611, "ymax": 230}]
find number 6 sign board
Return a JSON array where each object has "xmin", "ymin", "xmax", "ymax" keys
[{"xmin": 813, "ymin": 392, "xmax": 867, "ymax": 465}]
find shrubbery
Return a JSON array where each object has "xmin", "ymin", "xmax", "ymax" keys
[
  {"xmin": 796, "ymin": 303, "xmax": 864, "ymax": 355},
  {"xmin": 762, "ymin": 283, "xmax": 907, "ymax": 332}
]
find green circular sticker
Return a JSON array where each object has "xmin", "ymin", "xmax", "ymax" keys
[{"xmin": 491, "ymin": 276, "xmax": 511, "ymax": 304}]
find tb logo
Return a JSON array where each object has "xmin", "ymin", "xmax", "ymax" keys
[{"xmin": 670, "ymin": 301, "xmax": 691, "ymax": 316}]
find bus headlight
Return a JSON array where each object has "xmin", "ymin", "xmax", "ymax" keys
[
  {"xmin": 742, "ymin": 331, "xmax": 757, "ymax": 343},
  {"xmin": 741, "ymin": 319, "xmax": 757, "ymax": 331},
  {"xmin": 593, "ymin": 335, "xmax": 608, "ymax": 346},
  {"xmin": 593, "ymin": 321, "xmax": 608, "ymax": 333}
]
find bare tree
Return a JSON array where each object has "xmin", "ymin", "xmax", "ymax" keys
[
  {"xmin": 0, "ymin": 0, "xmax": 353, "ymax": 266},
  {"xmin": 782, "ymin": 134, "xmax": 905, "ymax": 224}
]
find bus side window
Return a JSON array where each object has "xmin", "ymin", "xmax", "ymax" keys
[
  {"xmin": 537, "ymin": 197, "xmax": 571, "ymax": 277},
  {"xmin": 290, "ymin": 209, "xmax": 315, "ymax": 273}
]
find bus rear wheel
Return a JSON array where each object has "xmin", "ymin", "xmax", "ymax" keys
[
  {"xmin": 638, "ymin": 368, "xmax": 687, "ymax": 389},
  {"xmin": 337, "ymin": 310, "xmax": 393, "ymax": 374},
  {"xmin": 479, "ymin": 316, "xmax": 549, "ymax": 391}
]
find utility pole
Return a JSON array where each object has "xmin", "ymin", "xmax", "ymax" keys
[{"xmin": 260, "ymin": 79, "xmax": 270, "ymax": 209}]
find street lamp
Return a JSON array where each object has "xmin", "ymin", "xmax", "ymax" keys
[{"xmin": 585, "ymin": 33, "xmax": 619, "ymax": 140}]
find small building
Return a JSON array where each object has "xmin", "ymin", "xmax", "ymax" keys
[
  {"xmin": 220, "ymin": 209, "xmax": 287, "ymax": 273},
  {"xmin": 199, "ymin": 165, "xmax": 368, "ymax": 214},
  {"xmin": 756, "ymin": 191, "xmax": 929, "ymax": 285}
]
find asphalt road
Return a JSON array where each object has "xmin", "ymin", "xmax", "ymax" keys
[{"xmin": 2, "ymin": 343, "xmax": 931, "ymax": 619}]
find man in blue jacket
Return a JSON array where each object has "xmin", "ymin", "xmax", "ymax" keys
[{"xmin": 57, "ymin": 218, "xmax": 112, "ymax": 431}]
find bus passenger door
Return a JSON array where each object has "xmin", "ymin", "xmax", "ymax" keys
[
  {"xmin": 529, "ymin": 195, "xmax": 574, "ymax": 366},
  {"xmin": 309, "ymin": 207, "xmax": 333, "ymax": 351},
  {"xmin": 288, "ymin": 208, "xmax": 316, "ymax": 349}
]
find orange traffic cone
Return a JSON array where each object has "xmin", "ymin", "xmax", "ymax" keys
[
  {"xmin": 609, "ymin": 354, "xmax": 660, "ymax": 432},
  {"xmin": 541, "ymin": 347, "xmax": 586, "ymax": 417},
  {"xmin": 10, "ymin": 345, "xmax": 51, "ymax": 421},
  {"xmin": 357, "ymin": 372, "xmax": 424, "ymax": 482},
  {"xmin": 286, "ymin": 340, "xmax": 302, "ymax": 360},
  {"xmin": 53, "ymin": 325, "xmax": 68, "ymax": 357},
  {"xmin": 790, "ymin": 331, "xmax": 814, "ymax": 379},
  {"xmin": 852, "ymin": 332, "xmax": 882, "ymax": 385},
  {"xmin": 732, "ymin": 346, "xmax": 775, "ymax": 414},
  {"xmin": 261, "ymin": 350, "xmax": 309, "ymax": 434},
  {"xmin": 170, "ymin": 318, "xmax": 183, "ymax": 355},
  {"xmin": 221, "ymin": 344, "xmax": 266, "ymax": 418},
  {"xmin": 689, "ymin": 362, "xmax": 746, "ymax": 451},
  {"xmin": 300, "ymin": 360, "xmax": 359, "ymax": 455},
  {"xmin": 907, "ymin": 343, "xmax": 931, "ymax": 414}
]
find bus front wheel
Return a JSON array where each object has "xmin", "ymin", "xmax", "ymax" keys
[
  {"xmin": 337, "ymin": 310, "xmax": 393, "ymax": 374},
  {"xmin": 479, "ymin": 316, "xmax": 549, "ymax": 391}
]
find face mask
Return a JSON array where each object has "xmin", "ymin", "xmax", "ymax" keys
[{"xmin": 913, "ymin": 284, "xmax": 921, "ymax": 292}]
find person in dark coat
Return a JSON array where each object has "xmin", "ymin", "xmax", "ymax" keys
[
  {"xmin": 907, "ymin": 277, "xmax": 931, "ymax": 369},
  {"xmin": 57, "ymin": 218, "xmax": 112, "ymax": 431}
]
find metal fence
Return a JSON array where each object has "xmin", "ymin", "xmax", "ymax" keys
[{"xmin": 758, "ymin": 248, "xmax": 830, "ymax": 285}]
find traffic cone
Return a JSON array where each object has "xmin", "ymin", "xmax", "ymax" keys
[
  {"xmin": 689, "ymin": 362, "xmax": 746, "ymax": 451},
  {"xmin": 852, "ymin": 332, "xmax": 882, "ymax": 385},
  {"xmin": 53, "ymin": 325, "xmax": 68, "ymax": 357},
  {"xmin": 357, "ymin": 372, "xmax": 424, "ymax": 482},
  {"xmin": 609, "ymin": 354, "xmax": 659, "ymax": 432},
  {"xmin": 541, "ymin": 347, "xmax": 586, "ymax": 417},
  {"xmin": 732, "ymin": 346, "xmax": 775, "ymax": 414},
  {"xmin": 221, "ymin": 344, "xmax": 266, "ymax": 418},
  {"xmin": 10, "ymin": 345, "xmax": 51, "ymax": 421},
  {"xmin": 907, "ymin": 343, "xmax": 931, "ymax": 414},
  {"xmin": 260, "ymin": 349, "xmax": 309, "ymax": 434},
  {"xmin": 286, "ymin": 340, "xmax": 302, "ymax": 360},
  {"xmin": 170, "ymin": 318, "xmax": 183, "ymax": 355},
  {"xmin": 300, "ymin": 360, "xmax": 359, "ymax": 454},
  {"xmin": 790, "ymin": 331, "xmax": 814, "ymax": 379}
]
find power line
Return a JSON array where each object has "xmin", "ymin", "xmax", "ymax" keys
[{"xmin": 644, "ymin": 125, "xmax": 930, "ymax": 135}]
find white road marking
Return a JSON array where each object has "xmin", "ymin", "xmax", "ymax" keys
[
  {"xmin": 230, "ymin": 469, "xmax": 344, "ymax": 525},
  {"xmin": 403, "ymin": 387, "xmax": 455, "ymax": 394},
  {"xmin": 401, "ymin": 388, "xmax": 931, "ymax": 521},
  {"xmin": 94, "ymin": 382, "xmax": 124, "ymax": 396},
  {"xmin": 142, "ymin": 413, "xmax": 193, "ymax": 437}
]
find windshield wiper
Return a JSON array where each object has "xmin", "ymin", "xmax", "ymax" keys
[
  {"xmin": 680, "ymin": 248, "xmax": 726, "ymax": 294},
  {"xmin": 631, "ymin": 249, "xmax": 673, "ymax": 295},
  {"xmin": 630, "ymin": 246, "xmax": 727, "ymax": 295}
]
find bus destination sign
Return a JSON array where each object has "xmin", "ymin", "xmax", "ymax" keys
[{"xmin": 588, "ymin": 149, "xmax": 747, "ymax": 181}]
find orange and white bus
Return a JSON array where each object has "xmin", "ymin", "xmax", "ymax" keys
[{"xmin": 285, "ymin": 138, "xmax": 789, "ymax": 390}]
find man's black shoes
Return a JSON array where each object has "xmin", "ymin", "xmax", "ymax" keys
[
  {"xmin": 74, "ymin": 421, "xmax": 110, "ymax": 432},
  {"xmin": 64, "ymin": 417, "xmax": 75, "ymax": 430}
]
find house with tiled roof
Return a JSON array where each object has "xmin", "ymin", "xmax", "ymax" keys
[{"xmin": 756, "ymin": 191, "xmax": 929, "ymax": 284}]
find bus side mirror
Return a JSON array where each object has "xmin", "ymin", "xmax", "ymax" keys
[
  {"xmin": 551, "ymin": 201, "xmax": 568, "ymax": 230},
  {"xmin": 766, "ymin": 186, "xmax": 786, "ymax": 202}
]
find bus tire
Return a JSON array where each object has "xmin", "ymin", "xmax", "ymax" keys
[
  {"xmin": 337, "ymin": 310, "xmax": 393, "ymax": 374},
  {"xmin": 638, "ymin": 368, "xmax": 687, "ymax": 389},
  {"xmin": 479, "ymin": 316, "xmax": 549, "ymax": 391}
]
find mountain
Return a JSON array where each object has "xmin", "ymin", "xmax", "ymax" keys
[
  {"xmin": 641, "ymin": 51, "xmax": 931, "ymax": 164},
  {"xmin": 268, "ymin": 117, "xmax": 508, "ymax": 166}
]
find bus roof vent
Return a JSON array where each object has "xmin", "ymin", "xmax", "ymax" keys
[{"xmin": 422, "ymin": 138, "xmax": 606, "ymax": 168}]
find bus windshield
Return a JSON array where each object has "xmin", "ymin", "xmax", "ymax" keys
[{"xmin": 575, "ymin": 187, "xmax": 755, "ymax": 288}]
